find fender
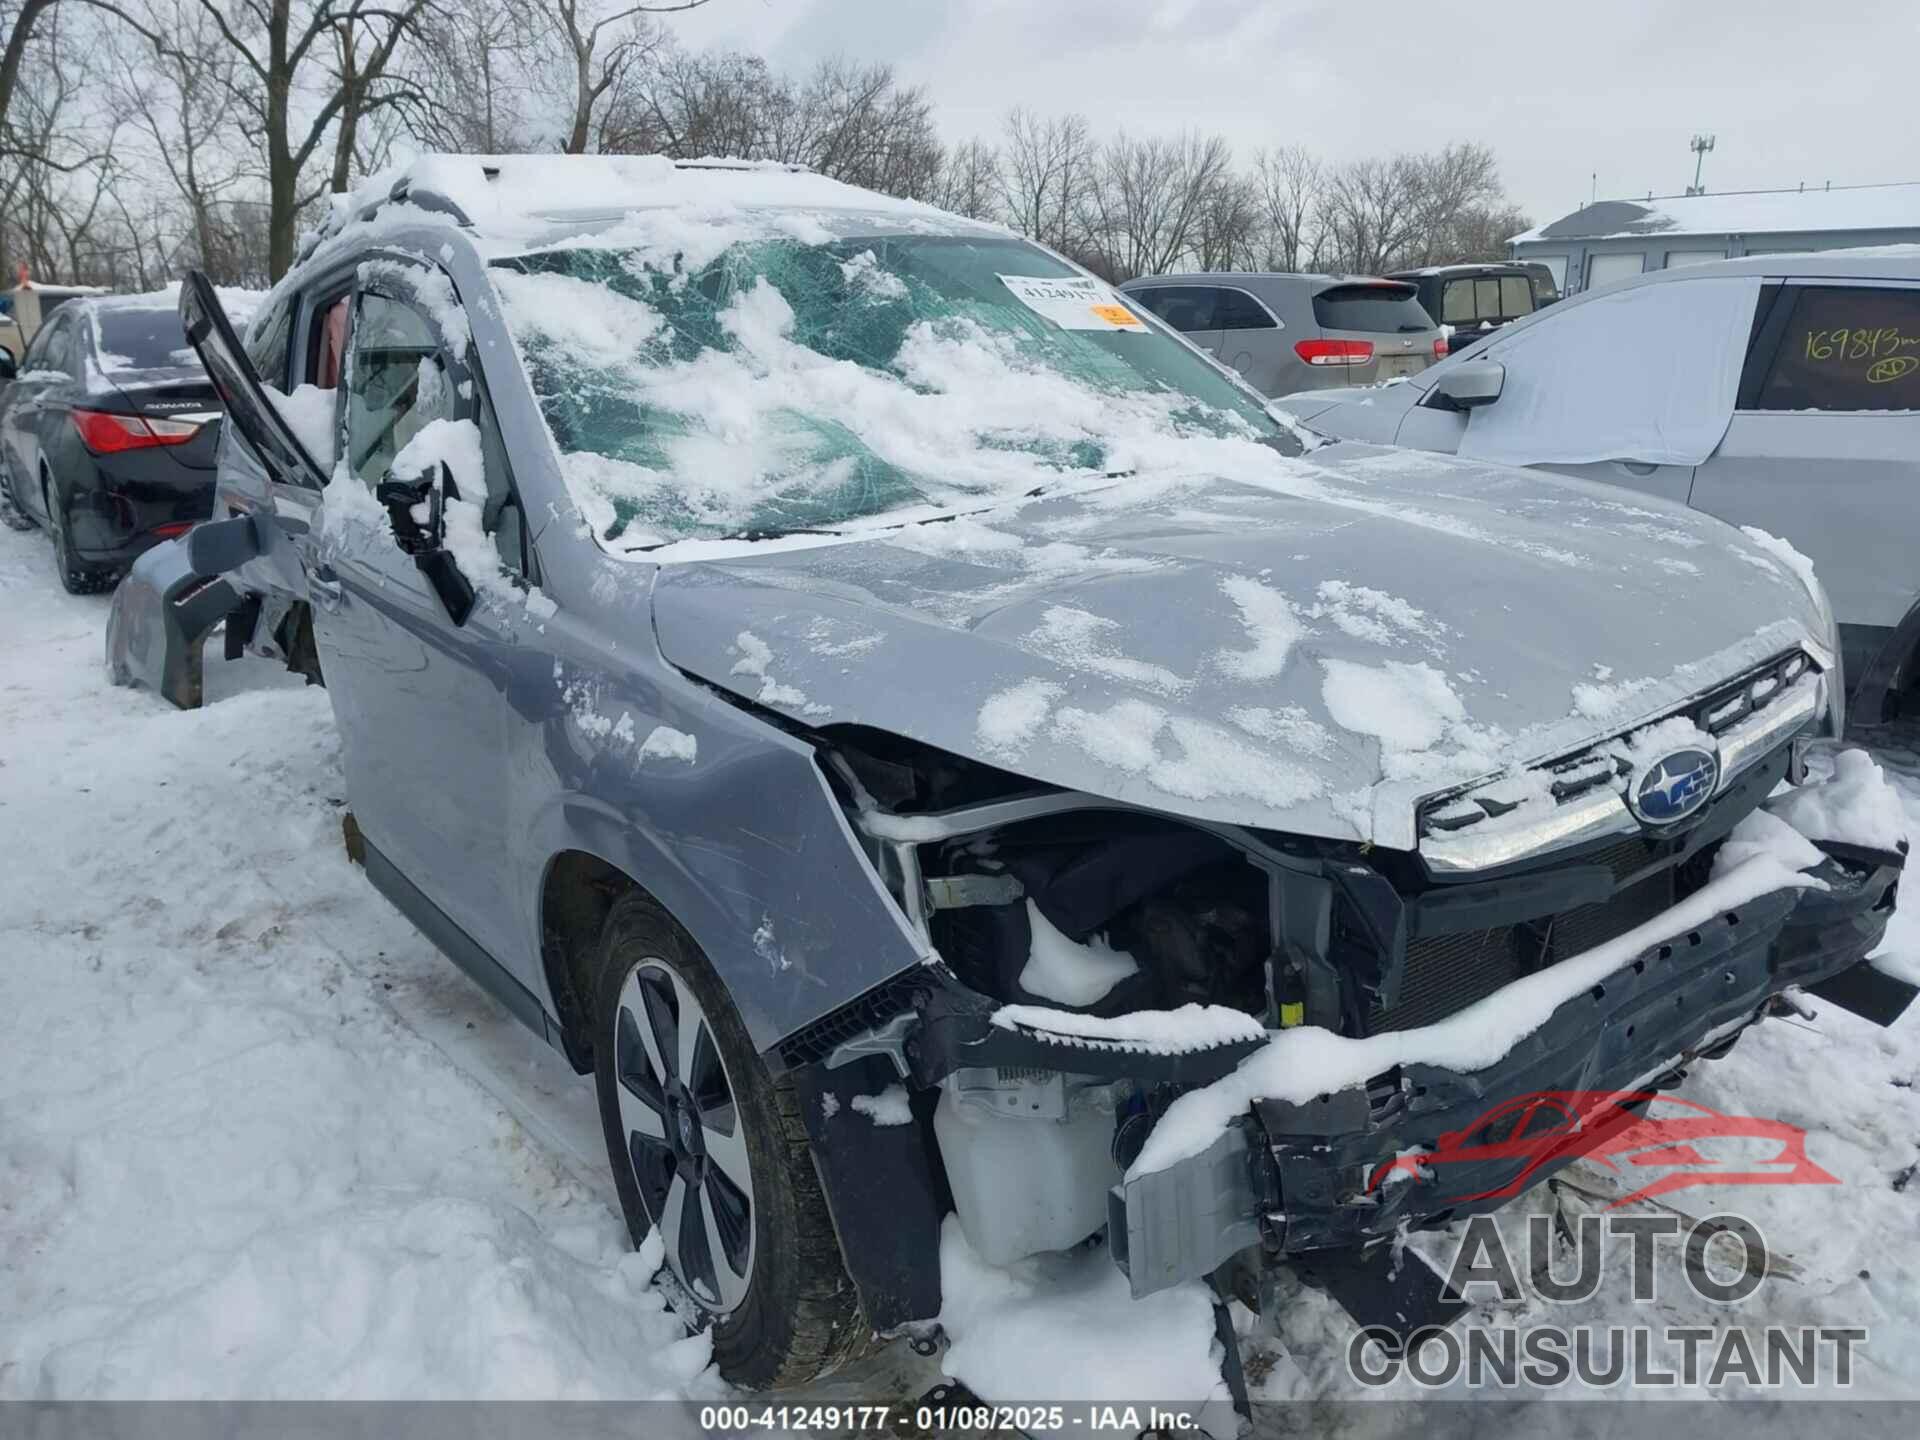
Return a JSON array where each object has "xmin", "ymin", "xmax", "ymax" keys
[{"xmin": 514, "ymin": 687, "xmax": 933, "ymax": 1058}]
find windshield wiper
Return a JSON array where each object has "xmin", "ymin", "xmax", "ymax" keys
[{"xmin": 626, "ymin": 525, "xmax": 840, "ymax": 552}]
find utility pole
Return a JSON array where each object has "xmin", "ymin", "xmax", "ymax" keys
[{"xmin": 1687, "ymin": 134, "xmax": 1716, "ymax": 195}]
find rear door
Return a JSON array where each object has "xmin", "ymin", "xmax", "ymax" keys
[
  {"xmin": 2, "ymin": 311, "xmax": 80, "ymax": 519},
  {"xmin": 1210, "ymin": 285, "xmax": 1288, "ymax": 394},
  {"xmin": 1690, "ymin": 279, "xmax": 1920, "ymax": 635}
]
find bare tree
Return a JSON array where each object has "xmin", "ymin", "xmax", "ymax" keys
[
  {"xmin": 1077, "ymin": 130, "xmax": 1233, "ymax": 281},
  {"xmin": 193, "ymin": 0, "xmax": 431, "ymax": 277},
  {"xmin": 543, "ymin": 0, "xmax": 719, "ymax": 155},
  {"xmin": 107, "ymin": 0, "xmax": 264, "ymax": 283},
  {"xmin": 0, "ymin": 4, "xmax": 132, "ymax": 282},
  {"xmin": 1252, "ymin": 145, "xmax": 1323, "ymax": 271},
  {"xmin": 1319, "ymin": 142, "xmax": 1506, "ymax": 273},
  {"xmin": 999, "ymin": 107, "xmax": 1092, "ymax": 255},
  {"xmin": 1191, "ymin": 170, "xmax": 1258, "ymax": 272},
  {"xmin": 932, "ymin": 137, "xmax": 1000, "ymax": 222},
  {"xmin": 397, "ymin": 0, "xmax": 540, "ymax": 153}
]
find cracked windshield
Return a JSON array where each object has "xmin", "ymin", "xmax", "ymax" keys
[{"xmin": 489, "ymin": 233, "xmax": 1294, "ymax": 545}]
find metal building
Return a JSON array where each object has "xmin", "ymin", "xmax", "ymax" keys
[{"xmin": 1510, "ymin": 181, "xmax": 1920, "ymax": 296}]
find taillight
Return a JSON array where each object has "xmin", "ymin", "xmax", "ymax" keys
[
  {"xmin": 1433, "ymin": 337, "xmax": 1449, "ymax": 359},
  {"xmin": 69, "ymin": 408, "xmax": 201, "ymax": 454},
  {"xmin": 151, "ymin": 521, "xmax": 194, "ymax": 539},
  {"xmin": 1294, "ymin": 338, "xmax": 1374, "ymax": 367}
]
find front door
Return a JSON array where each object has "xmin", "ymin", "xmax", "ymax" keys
[
  {"xmin": 179, "ymin": 267, "xmax": 539, "ymax": 983},
  {"xmin": 302, "ymin": 260, "xmax": 537, "ymax": 974}
]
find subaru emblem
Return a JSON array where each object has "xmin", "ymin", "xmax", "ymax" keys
[{"xmin": 1629, "ymin": 748, "xmax": 1719, "ymax": 825}]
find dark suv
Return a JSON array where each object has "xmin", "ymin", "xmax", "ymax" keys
[{"xmin": 1390, "ymin": 262, "xmax": 1557, "ymax": 350}]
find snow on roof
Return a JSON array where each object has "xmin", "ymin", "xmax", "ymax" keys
[
  {"xmin": 91, "ymin": 281, "xmax": 265, "ymax": 318},
  {"xmin": 1513, "ymin": 182, "xmax": 1920, "ymax": 245},
  {"xmin": 345, "ymin": 152, "xmax": 959, "ymax": 241}
]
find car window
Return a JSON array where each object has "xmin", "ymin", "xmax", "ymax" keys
[
  {"xmin": 345, "ymin": 279, "xmax": 526, "ymax": 572},
  {"xmin": 1135, "ymin": 285, "xmax": 1219, "ymax": 333},
  {"xmin": 1313, "ymin": 283, "xmax": 1431, "ymax": 334},
  {"xmin": 345, "ymin": 291, "xmax": 459, "ymax": 486},
  {"xmin": 1212, "ymin": 288, "xmax": 1276, "ymax": 331},
  {"xmin": 1499, "ymin": 276, "xmax": 1534, "ymax": 318},
  {"xmin": 246, "ymin": 298, "xmax": 293, "ymax": 389},
  {"xmin": 92, "ymin": 308, "xmax": 197, "ymax": 372},
  {"xmin": 491, "ymin": 235, "xmax": 1287, "ymax": 544},
  {"xmin": 21, "ymin": 313, "xmax": 64, "ymax": 372},
  {"xmin": 1527, "ymin": 256, "xmax": 1567, "ymax": 295},
  {"xmin": 36, "ymin": 314, "xmax": 76, "ymax": 375},
  {"xmin": 1440, "ymin": 279, "xmax": 1477, "ymax": 325},
  {"xmin": 1474, "ymin": 278, "xmax": 1501, "ymax": 320},
  {"xmin": 1748, "ymin": 285, "xmax": 1920, "ymax": 413}
]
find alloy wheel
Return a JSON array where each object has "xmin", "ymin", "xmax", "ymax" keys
[{"xmin": 613, "ymin": 957, "xmax": 756, "ymax": 1315}]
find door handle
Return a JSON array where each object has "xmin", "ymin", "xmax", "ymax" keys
[
  {"xmin": 1611, "ymin": 460, "xmax": 1659, "ymax": 477},
  {"xmin": 308, "ymin": 563, "xmax": 344, "ymax": 611}
]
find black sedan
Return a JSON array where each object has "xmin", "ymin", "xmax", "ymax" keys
[{"xmin": 0, "ymin": 293, "xmax": 229, "ymax": 593}]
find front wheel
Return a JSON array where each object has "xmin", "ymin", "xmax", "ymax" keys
[{"xmin": 591, "ymin": 892, "xmax": 869, "ymax": 1388}]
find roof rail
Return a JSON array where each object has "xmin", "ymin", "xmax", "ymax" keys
[
  {"xmin": 294, "ymin": 176, "xmax": 476, "ymax": 268},
  {"xmin": 386, "ymin": 176, "xmax": 473, "ymax": 227}
]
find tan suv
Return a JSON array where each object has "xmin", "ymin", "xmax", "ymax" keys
[{"xmin": 1120, "ymin": 272, "xmax": 1445, "ymax": 397}]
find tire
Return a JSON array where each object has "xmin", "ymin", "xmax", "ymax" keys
[
  {"xmin": 44, "ymin": 475, "xmax": 116, "ymax": 595},
  {"xmin": 591, "ymin": 891, "xmax": 869, "ymax": 1388},
  {"xmin": 0, "ymin": 456, "xmax": 33, "ymax": 531}
]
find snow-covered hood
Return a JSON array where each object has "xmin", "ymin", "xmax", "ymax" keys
[{"xmin": 650, "ymin": 441, "xmax": 1829, "ymax": 846}]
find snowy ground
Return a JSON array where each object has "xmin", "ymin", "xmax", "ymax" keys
[{"xmin": 3, "ymin": 516, "xmax": 1919, "ymax": 1426}]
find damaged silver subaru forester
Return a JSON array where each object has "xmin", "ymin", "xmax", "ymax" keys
[{"xmin": 118, "ymin": 155, "xmax": 1910, "ymax": 1393}]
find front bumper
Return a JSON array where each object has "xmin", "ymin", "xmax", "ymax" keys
[
  {"xmin": 105, "ymin": 534, "xmax": 240, "ymax": 709},
  {"xmin": 1111, "ymin": 846, "xmax": 1901, "ymax": 1299}
]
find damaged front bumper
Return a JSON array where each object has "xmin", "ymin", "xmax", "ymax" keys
[
  {"xmin": 105, "ymin": 533, "xmax": 240, "ymax": 710},
  {"xmin": 1109, "ymin": 843, "xmax": 1905, "ymax": 1300}
]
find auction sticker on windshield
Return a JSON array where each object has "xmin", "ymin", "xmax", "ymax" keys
[{"xmin": 999, "ymin": 274, "xmax": 1145, "ymax": 331}]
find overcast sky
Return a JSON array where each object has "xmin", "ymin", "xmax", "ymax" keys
[{"xmin": 663, "ymin": 0, "xmax": 1919, "ymax": 228}]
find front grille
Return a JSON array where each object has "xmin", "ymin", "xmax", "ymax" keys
[
  {"xmin": 1546, "ymin": 870, "xmax": 1675, "ymax": 963},
  {"xmin": 1581, "ymin": 836, "xmax": 1662, "ymax": 885},
  {"xmin": 1417, "ymin": 648, "xmax": 1815, "ymax": 843},
  {"xmin": 1371, "ymin": 928, "xmax": 1521, "ymax": 1032},
  {"xmin": 1371, "ymin": 859, "xmax": 1684, "ymax": 1034}
]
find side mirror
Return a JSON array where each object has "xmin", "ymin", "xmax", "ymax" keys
[
  {"xmin": 1425, "ymin": 360, "xmax": 1506, "ymax": 413},
  {"xmin": 376, "ymin": 461, "xmax": 474, "ymax": 626},
  {"xmin": 0, "ymin": 348, "xmax": 16, "ymax": 382}
]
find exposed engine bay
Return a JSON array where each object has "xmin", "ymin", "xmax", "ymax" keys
[{"xmin": 802, "ymin": 694, "xmax": 1911, "ymax": 1344}]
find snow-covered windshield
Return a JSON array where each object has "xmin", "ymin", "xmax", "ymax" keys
[{"xmin": 489, "ymin": 233, "xmax": 1295, "ymax": 546}]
